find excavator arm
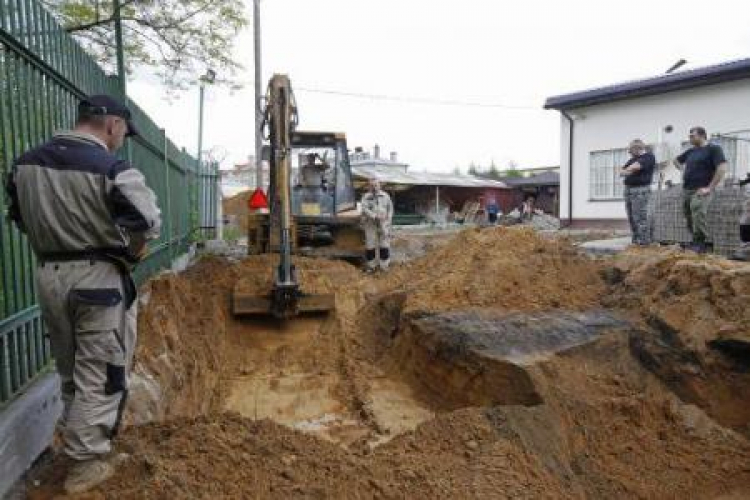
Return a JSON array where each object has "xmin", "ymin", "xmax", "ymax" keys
[{"xmin": 232, "ymin": 74, "xmax": 334, "ymax": 319}]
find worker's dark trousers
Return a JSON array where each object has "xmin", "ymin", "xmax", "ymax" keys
[
  {"xmin": 36, "ymin": 260, "xmax": 136, "ymax": 461},
  {"xmin": 741, "ymin": 197, "xmax": 750, "ymax": 242},
  {"xmin": 739, "ymin": 196, "xmax": 750, "ymax": 251}
]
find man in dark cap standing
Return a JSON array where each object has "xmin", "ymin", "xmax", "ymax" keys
[{"xmin": 5, "ymin": 95, "xmax": 161, "ymax": 493}]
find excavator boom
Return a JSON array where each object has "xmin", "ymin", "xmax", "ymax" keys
[{"xmin": 232, "ymin": 74, "xmax": 334, "ymax": 318}]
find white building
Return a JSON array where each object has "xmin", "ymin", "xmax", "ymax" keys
[
  {"xmin": 350, "ymin": 144, "xmax": 409, "ymax": 172},
  {"xmin": 220, "ymin": 156, "xmax": 270, "ymax": 197},
  {"xmin": 545, "ymin": 58, "xmax": 750, "ymax": 228}
]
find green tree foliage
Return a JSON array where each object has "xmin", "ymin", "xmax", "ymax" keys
[
  {"xmin": 487, "ymin": 160, "xmax": 500, "ymax": 179},
  {"xmin": 468, "ymin": 162, "xmax": 478, "ymax": 176},
  {"xmin": 42, "ymin": 0, "xmax": 248, "ymax": 90},
  {"xmin": 503, "ymin": 160, "xmax": 523, "ymax": 178}
]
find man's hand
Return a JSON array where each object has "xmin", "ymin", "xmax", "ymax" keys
[
  {"xmin": 697, "ymin": 187, "xmax": 712, "ymax": 196},
  {"xmin": 128, "ymin": 233, "xmax": 149, "ymax": 261}
]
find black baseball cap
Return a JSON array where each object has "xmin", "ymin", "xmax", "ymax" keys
[{"xmin": 78, "ymin": 94, "xmax": 139, "ymax": 137}]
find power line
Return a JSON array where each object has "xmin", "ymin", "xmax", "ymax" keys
[{"xmin": 294, "ymin": 86, "xmax": 541, "ymax": 110}]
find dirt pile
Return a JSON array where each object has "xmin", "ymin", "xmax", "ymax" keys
[
  {"xmin": 31, "ymin": 331, "xmax": 750, "ymax": 499},
  {"xmin": 375, "ymin": 227, "xmax": 605, "ymax": 314},
  {"xmin": 126, "ymin": 260, "xmax": 234, "ymax": 424},
  {"xmin": 222, "ymin": 189, "xmax": 251, "ymax": 230},
  {"xmin": 25, "ymin": 229, "xmax": 750, "ymax": 499},
  {"xmin": 603, "ymin": 249, "xmax": 750, "ymax": 435}
]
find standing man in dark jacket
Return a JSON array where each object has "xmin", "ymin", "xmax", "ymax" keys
[
  {"xmin": 620, "ymin": 139, "xmax": 655, "ymax": 245},
  {"xmin": 5, "ymin": 95, "xmax": 160, "ymax": 493},
  {"xmin": 674, "ymin": 126, "xmax": 728, "ymax": 253}
]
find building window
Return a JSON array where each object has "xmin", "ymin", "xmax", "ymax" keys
[{"xmin": 589, "ymin": 148, "xmax": 629, "ymax": 200}]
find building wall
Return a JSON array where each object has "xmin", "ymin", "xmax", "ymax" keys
[{"xmin": 559, "ymin": 79, "xmax": 750, "ymax": 222}]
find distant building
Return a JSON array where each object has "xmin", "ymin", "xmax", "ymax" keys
[
  {"xmin": 352, "ymin": 164, "xmax": 512, "ymax": 224},
  {"xmin": 512, "ymin": 165, "xmax": 560, "ymax": 178},
  {"xmin": 350, "ymin": 144, "xmax": 409, "ymax": 172},
  {"xmin": 220, "ymin": 156, "xmax": 269, "ymax": 197},
  {"xmin": 498, "ymin": 171, "xmax": 560, "ymax": 217}
]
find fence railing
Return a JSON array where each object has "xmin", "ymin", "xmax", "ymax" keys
[{"xmin": 0, "ymin": 0, "xmax": 217, "ymax": 406}]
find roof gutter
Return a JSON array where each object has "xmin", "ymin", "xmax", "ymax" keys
[{"xmin": 560, "ymin": 110, "xmax": 574, "ymax": 228}]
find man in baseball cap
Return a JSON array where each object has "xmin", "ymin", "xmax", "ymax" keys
[
  {"xmin": 5, "ymin": 92, "xmax": 159, "ymax": 493},
  {"xmin": 78, "ymin": 94, "xmax": 140, "ymax": 141}
]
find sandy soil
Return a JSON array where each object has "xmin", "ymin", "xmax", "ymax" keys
[{"xmin": 25, "ymin": 228, "xmax": 750, "ymax": 499}]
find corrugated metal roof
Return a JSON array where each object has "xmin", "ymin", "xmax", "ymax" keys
[
  {"xmin": 545, "ymin": 58, "xmax": 750, "ymax": 110},
  {"xmin": 352, "ymin": 165, "xmax": 509, "ymax": 188}
]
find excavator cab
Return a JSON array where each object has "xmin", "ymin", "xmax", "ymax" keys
[
  {"xmin": 289, "ymin": 131, "xmax": 359, "ymax": 248},
  {"xmin": 291, "ymin": 131, "xmax": 355, "ymax": 219}
]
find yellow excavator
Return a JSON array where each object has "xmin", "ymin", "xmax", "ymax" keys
[{"xmin": 232, "ymin": 74, "xmax": 362, "ymax": 318}]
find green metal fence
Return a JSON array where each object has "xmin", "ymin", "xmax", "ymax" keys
[{"xmin": 0, "ymin": 0, "xmax": 217, "ymax": 406}]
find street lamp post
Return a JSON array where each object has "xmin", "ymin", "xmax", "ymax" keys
[
  {"xmin": 196, "ymin": 69, "xmax": 216, "ymax": 240},
  {"xmin": 197, "ymin": 69, "xmax": 216, "ymax": 168}
]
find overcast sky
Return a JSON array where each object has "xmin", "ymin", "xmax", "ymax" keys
[{"xmin": 128, "ymin": 0, "xmax": 750, "ymax": 173}]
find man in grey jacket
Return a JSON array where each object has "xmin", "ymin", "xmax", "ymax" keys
[
  {"xmin": 360, "ymin": 179, "xmax": 393, "ymax": 272},
  {"xmin": 5, "ymin": 95, "xmax": 161, "ymax": 493}
]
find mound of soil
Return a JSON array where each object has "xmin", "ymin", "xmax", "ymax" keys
[
  {"xmin": 25, "ymin": 229, "xmax": 750, "ymax": 499},
  {"xmin": 374, "ymin": 227, "xmax": 605, "ymax": 314},
  {"xmin": 30, "ymin": 333, "xmax": 750, "ymax": 499},
  {"xmin": 222, "ymin": 190, "xmax": 252, "ymax": 231},
  {"xmin": 603, "ymin": 249, "xmax": 750, "ymax": 435}
]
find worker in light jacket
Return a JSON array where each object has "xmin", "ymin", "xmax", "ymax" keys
[
  {"xmin": 361, "ymin": 179, "xmax": 393, "ymax": 272},
  {"xmin": 5, "ymin": 95, "xmax": 161, "ymax": 494}
]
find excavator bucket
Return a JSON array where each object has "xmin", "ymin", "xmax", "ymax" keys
[
  {"xmin": 232, "ymin": 289, "xmax": 335, "ymax": 318},
  {"xmin": 232, "ymin": 277, "xmax": 335, "ymax": 318}
]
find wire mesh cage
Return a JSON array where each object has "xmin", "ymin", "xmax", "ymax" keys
[{"xmin": 649, "ymin": 131, "xmax": 750, "ymax": 255}]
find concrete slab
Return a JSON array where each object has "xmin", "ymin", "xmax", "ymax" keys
[
  {"xmin": 578, "ymin": 237, "xmax": 633, "ymax": 255},
  {"xmin": 0, "ymin": 373, "xmax": 61, "ymax": 499}
]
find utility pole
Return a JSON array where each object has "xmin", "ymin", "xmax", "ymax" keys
[
  {"xmin": 253, "ymin": 0, "xmax": 264, "ymax": 191},
  {"xmin": 113, "ymin": 0, "xmax": 126, "ymax": 97},
  {"xmin": 197, "ymin": 70, "xmax": 216, "ymax": 167},
  {"xmin": 113, "ymin": 0, "xmax": 130, "ymax": 161}
]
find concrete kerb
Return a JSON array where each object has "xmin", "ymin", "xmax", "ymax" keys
[
  {"xmin": 578, "ymin": 237, "xmax": 633, "ymax": 256},
  {"xmin": 0, "ymin": 373, "xmax": 61, "ymax": 499}
]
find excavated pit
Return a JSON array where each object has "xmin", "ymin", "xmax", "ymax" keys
[
  {"xmin": 26, "ymin": 228, "xmax": 750, "ymax": 499},
  {"xmin": 388, "ymin": 310, "xmax": 632, "ymax": 410}
]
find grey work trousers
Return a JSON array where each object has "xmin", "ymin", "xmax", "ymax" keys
[
  {"xmin": 363, "ymin": 220, "xmax": 391, "ymax": 269},
  {"xmin": 36, "ymin": 260, "xmax": 136, "ymax": 461},
  {"xmin": 624, "ymin": 185, "xmax": 652, "ymax": 245}
]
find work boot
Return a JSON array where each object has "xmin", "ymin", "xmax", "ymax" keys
[{"xmin": 64, "ymin": 453, "xmax": 128, "ymax": 494}]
